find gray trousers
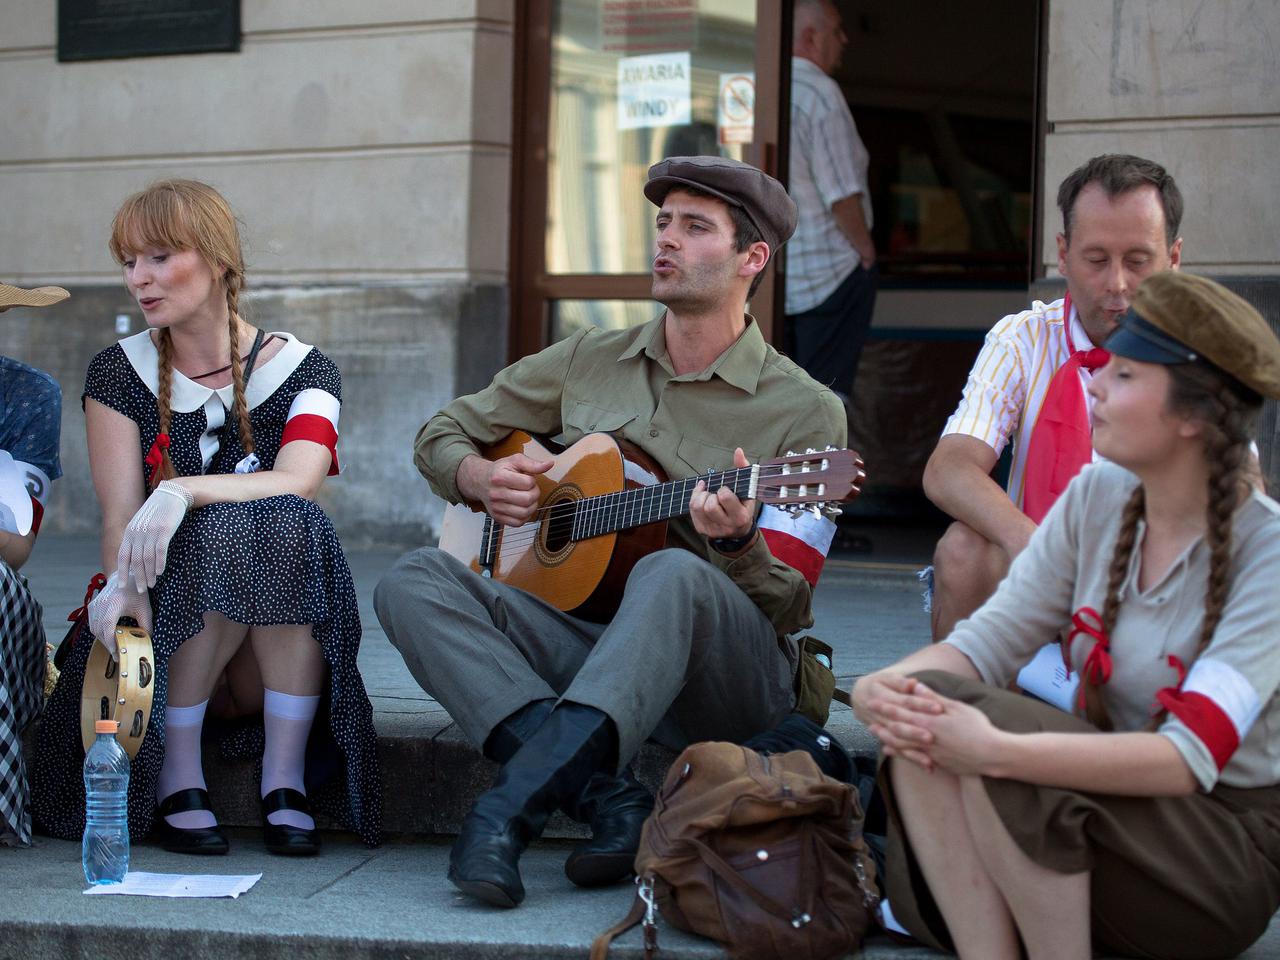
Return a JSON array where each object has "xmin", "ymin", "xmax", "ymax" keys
[{"xmin": 373, "ymin": 546, "xmax": 795, "ymax": 768}]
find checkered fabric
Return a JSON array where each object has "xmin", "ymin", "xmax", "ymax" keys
[{"xmin": 0, "ymin": 557, "xmax": 46, "ymax": 845}]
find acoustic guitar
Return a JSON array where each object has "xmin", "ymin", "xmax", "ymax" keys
[{"xmin": 437, "ymin": 431, "xmax": 864, "ymax": 621}]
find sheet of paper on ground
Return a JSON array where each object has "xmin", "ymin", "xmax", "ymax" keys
[{"xmin": 84, "ymin": 871, "xmax": 262, "ymax": 898}]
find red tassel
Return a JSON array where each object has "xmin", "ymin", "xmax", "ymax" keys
[
  {"xmin": 1064, "ymin": 606, "xmax": 1112, "ymax": 711},
  {"xmin": 67, "ymin": 571, "xmax": 108, "ymax": 623},
  {"xmin": 145, "ymin": 433, "xmax": 171, "ymax": 485}
]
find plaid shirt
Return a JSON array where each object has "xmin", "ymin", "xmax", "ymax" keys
[{"xmin": 784, "ymin": 57, "xmax": 872, "ymax": 315}]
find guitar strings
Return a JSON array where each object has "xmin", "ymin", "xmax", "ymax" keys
[{"xmin": 480, "ymin": 464, "xmax": 845, "ymax": 557}]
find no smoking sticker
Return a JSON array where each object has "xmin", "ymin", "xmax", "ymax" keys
[{"xmin": 718, "ymin": 72, "xmax": 754, "ymax": 144}]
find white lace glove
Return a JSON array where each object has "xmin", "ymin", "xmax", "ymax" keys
[
  {"xmin": 86, "ymin": 572, "xmax": 153, "ymax": 659},
  {"xmin": 117, "ymin": 480, "xmax": 194, "ymax": 590}
]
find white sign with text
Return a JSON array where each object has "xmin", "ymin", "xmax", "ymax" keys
[{"xmin": 617, "ymin": 52, "xmax": 691, "ymax": 130}]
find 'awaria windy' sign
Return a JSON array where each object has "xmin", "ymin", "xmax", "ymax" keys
[{"xmin": 617, "ymin": 52, "xmax": 692, "ymax": 130}]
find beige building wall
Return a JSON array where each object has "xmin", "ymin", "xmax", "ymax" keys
[
  {"xmin": 0, "ymin": 0, "xmax": 515, "ymax": 543},
  {"xmin": 1042, "ymin": 0, "xmax": 1280, "ymax": 275}
]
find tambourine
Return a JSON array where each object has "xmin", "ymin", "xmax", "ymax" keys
[{"xmin": 80, "ymin": 621, "xmax": 155, "ymax": 759}]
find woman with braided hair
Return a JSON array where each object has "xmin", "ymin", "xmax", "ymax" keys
[
  {"xmin": 853, "ymin": 271, "xmax": 1280, "ymax": 959},
  {"xmin": 32, "ymin": 180, "xmax": 380, "ymax": 855}
]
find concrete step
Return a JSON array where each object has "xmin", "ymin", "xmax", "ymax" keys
[
  {"xmin": 198, "ymin": 696, "xmax": 878, "ymax": 836},
  {"xmin": 7, "ymin": 833, "xmax": 949, "ymax": 960},
  {"xmin": 11, "ymin": 833, "xmax": 1280, "ymax": 960}
]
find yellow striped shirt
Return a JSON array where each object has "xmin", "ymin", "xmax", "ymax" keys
[{"xmin": 942, "ymin": 298, "xmax": 1101, "ymax": 511}]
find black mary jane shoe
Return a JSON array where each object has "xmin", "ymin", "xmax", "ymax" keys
[
  {"xmin": 261, "ymin": 788, "xmax": 321, "ymax": 856},
  {"xmin": 155, "ymin": 788, "xmax": 230, "ymax": 855}
]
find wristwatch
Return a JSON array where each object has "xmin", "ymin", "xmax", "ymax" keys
[{"xmin": 710, "ymin": 522, "xmax": 758, "ymax": 555}]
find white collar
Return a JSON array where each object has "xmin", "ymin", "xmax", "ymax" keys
[
  {"xmin": 119, "ymin": 330, "xmax": 313, "ymax": 414},
  {"xmin": 1064, "ymin": 300, "xmax": 1098, "ymax": 354}
]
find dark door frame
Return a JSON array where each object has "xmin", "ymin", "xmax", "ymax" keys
[{"xmin": 508, "ymin": 0, "xmax": 788, "ymax": 364}]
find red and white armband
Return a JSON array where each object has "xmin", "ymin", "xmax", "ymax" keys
[{"xmin": 281, "ymin": 388, "xmax": 341, "ymax": 476}]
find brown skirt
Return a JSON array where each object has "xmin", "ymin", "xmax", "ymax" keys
[{"xmin": 882, "ymin": 670, "xmax": 1280, "ymax": 960}]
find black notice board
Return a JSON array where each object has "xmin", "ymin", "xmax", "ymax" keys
[{"xmin": 59, "ymin": 0, "xmax": 240, "ymax": 62}]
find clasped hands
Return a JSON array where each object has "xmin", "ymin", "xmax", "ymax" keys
[
  {"xmin": 853, "ymin": 671, "xmax": 1006, "ymax": 776},
  {"xmin": 87, "ymin": 480, "xmax": 194, "ymax": 655}
]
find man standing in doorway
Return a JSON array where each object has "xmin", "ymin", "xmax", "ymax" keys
[
  {"xmin": 786, "ymin": 0, "xmax": 877, "ymax": 408},
  {"xmin": 924, "ymin": 154, "xmax": 1183, "ymax": 640}
]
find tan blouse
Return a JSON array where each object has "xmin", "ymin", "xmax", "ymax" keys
[{"xmin": 947, "ymin": 461, "xmax": 1280, "ymax": 791}]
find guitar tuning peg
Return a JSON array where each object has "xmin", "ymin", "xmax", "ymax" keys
[
  {"xmin": 824, "ymin": 444, "xmax": 837, "ymax": 452},
  {"xmin": 804, "ymin": 447, "xmax": 816, "ymax": 455},
  {"xmin": 785, "ymin": 449, "xmax": 796, "ymax": 457},
  {"xmin": 821, "ymin": 503, "xmax": 843, "ymax": 519}
]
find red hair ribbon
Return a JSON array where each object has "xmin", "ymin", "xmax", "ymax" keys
[
  {"xmin": 1064, "ymin": 606, "xmax": 1112, "ymax": 711},
  {"xmin": 1152, "ymin": 654, "xmax": 1188, "ymax": 717},
  {"xmin": 67, "ymin": 571, "xmax": 108, "ymax": 623},
  {"xmin": 145, "ymin": 433, "xmax": 171, "ymax": 485}
]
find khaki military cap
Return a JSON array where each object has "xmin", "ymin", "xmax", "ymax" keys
[
  {"xmin": 1105, "ymin": 272, "xmax": 1280, "ymax": 399},
  {"xmin": 644, "ymin": 156, "xmax": 798, "ymax": 251},
  {"xmin": 0, "ymin": 283, "xmax": 70, "ymax": 313}
]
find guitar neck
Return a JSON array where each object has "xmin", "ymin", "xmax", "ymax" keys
[{"xmin": 570, "ymin": 465, "xmax": 756, "ymax": 540}]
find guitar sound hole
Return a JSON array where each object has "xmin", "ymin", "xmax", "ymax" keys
[{"xmin": 543, "ymin": 498, "xmax": 575, "ymax": 553}]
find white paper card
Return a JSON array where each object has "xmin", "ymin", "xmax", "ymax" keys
[
  {"xmin": 84, "ymin": 871, "xmax": 262, "ymax": 898},
  {"xmin": 1016, "ymin": 642, "xmax": 1079, "ymax": 713},
  {"xmin": 0, "ymin": 450, "xmax": 32, "ymax": 536}
]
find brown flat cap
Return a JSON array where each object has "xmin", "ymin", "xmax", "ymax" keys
[
  {"xmin": 0, "ymin": 283, "xmax": 70, "ymax": 313},
  {"xmin": 645, "ymin": 156, "xmax": 798, "ymax": 251},
  {"xmin": 1105, "ymin": 272, "xmax": 1280, "ymax": 399}
]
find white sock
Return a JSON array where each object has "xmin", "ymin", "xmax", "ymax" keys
[
  {"xmin": 157, "ymin": 700, "xmax": 216, "ymax": 829},
  {"xmin": 261, "ymin": 688, "xmax": 320, "ymax": 830}
]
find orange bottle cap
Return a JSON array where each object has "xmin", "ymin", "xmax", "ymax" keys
[{"xmin": 95, "ymin": 720, "xmax": 119, "ymax": 734}]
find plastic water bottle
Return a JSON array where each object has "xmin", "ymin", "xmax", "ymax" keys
[{"xmin": 83, "ymin": 719, "xmax": 130, "ymax": 885}]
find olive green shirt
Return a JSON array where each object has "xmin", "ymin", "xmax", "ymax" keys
[{"xmin": 415, "ymin": 313, "xmax": 848, "ymax": 637}]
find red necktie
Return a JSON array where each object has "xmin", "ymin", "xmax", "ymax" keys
[{"xmin": 1022, "ymin": 295, "xmax": 1110, "ymax": 524}]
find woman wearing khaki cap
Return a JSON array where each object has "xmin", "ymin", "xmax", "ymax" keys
[
  {"xmin": 31, "ymin": 181, "xmax": 379, "ymax": 856},
  {"xmin": 0, "ymin": 282, "xmax": 69, "ymax": 845},
  {"xmin": 854, "ymin": 272, "xmax": 1280, "ymax": 958}
]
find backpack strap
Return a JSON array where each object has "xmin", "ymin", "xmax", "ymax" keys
[
  {"xmin": 832, "ymin": 686, "xmax": 852, "ymax": 707},
  {"xmin": 589, "ymin": 889, "xmax": 652, "ymax": 960}
]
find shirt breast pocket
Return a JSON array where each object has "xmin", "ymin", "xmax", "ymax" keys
[
  {"xmin": 676, "ymin": 434, "xmax": 761, "ymax": 476},
  {"xmin": 557, "ymin": 400, "xmax": 638, "ymax": 448}
]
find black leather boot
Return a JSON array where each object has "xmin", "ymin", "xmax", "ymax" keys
[
  {"xmin": 561, "ymin": 765, "xmax": 654, "ymax": 887},
  {"xmin": 482, "ymin": 699, "xmax": 555, "ymax": 764},
  {"xmin": 449, "ymin": 702, "xmax": 616, "ymax": 907},
  {"xmin": 484, "ymin": 699, "xmax": 653, "ymax": 888}
]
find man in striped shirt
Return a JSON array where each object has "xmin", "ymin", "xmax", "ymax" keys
[
  {"xmin": 784, "ymin": 0, "xmax": 877, "ymax": 407},
  {"xmin": 924, "ymin": 155, "xmax": 1183, "ymax": 640}
]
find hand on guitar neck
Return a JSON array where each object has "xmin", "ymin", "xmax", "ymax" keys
[
  {"xmin": 689, "ymin": 446, "xmax": 755, "ymax": 545},
  {"xmin": 457, "ymin": 451, "xmax": 555, "ymax": 527}
]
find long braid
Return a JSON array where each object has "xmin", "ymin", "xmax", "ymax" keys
[
  {"xmin": 224, "ymin": 274, "xmax": 255, "ymax": 457},
  {"xmin": 1144, "ymin": 376, "xmax": 1254, "ymax": 728},
  {"xmin": 1085, "ymin": 486, "xmax": 1144, "ymax": 730},
  {"xmin": 152, "ymin": 328, "xmax": 178, "ymax": 489}
]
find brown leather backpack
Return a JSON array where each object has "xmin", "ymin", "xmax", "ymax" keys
[{"xmin": 591, "ymin": 740, "xmax": 879, "ymax": 960}]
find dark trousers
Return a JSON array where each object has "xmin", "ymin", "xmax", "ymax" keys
[
  {"xmin": 373, "ymin": 547, "xmax": 795, "ymax": 771},
  {"xmin": 786, "ymin": 262, "xmax": 878, "ymax": 401}
]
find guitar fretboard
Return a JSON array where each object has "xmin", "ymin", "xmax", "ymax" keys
[
  {"xmin": 569, "ymin": 465, "xmax": 756, "ymax": 540},
  {"xmin": 477, "ymin": 465, "xmax": 758, "ymax": 567}
]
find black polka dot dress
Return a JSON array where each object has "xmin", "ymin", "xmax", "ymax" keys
[{"xmin": 31, "ymin": 332, "xmax": 381, "ymax": 847}]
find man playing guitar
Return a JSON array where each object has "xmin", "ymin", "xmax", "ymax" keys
[{"xmin": 375, "ymin": 156, "xmax": 848, "ymax": 909}]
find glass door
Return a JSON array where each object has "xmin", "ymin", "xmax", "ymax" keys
[{"xmin": 510, "ymin": 0, "xmax": 785, "ymax": 360}]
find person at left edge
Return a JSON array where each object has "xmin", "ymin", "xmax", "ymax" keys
[
  {"xmin": 31, "ymin": 180, "xmax": 380, "ymax": 856},
  {"xmin": 375, "ymin": 156, "xmax": 847, "ymax": 908},
  {"xmin": 0, "ymin": 281, "xmax": 68, "ymax": 846}
]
